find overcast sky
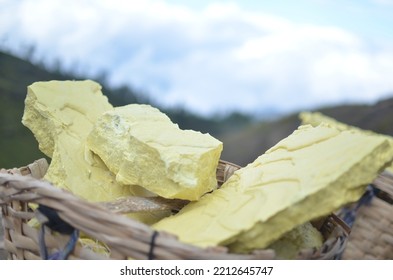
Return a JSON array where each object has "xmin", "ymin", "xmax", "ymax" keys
[{"xmin": 1, "ymin": 0, "xmax": 393, "ymax": 116}]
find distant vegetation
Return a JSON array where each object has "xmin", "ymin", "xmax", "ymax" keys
[{"xmin": 1, "ymin": 49, "xmax": 393, "ymax": 168}]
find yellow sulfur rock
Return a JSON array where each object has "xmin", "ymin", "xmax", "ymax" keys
[
  {"xmin": 86, "ymin": 104, "xmax": 223, "ymax": 201},
  {"xmin": 79, "ymin": 238, "xmax": 110, "ymax": 257},
  {"xmin": 300, "ymin": 111, "xmax": 393, "ymax": 173},
  {"xmin": 153, "ymin": 123, "xmax": 393, "ymax": 251},
  {"xmin": 22, "ymin": 81, "xmax": 138, "ymax": 202},
  {"xmin": 22, "ymin": 80, "xmax": 113, "ymax": 158},
  {"xmin": 22, "ymin": 81, "xmax": 166, "ymax": 224},
  {"xmin": 44, "ymin": 133, "xmax": 139, "ymax": 201},
  {"xmin": 267, "ymin": 222, "xmax": 323, "ymax": 259}
]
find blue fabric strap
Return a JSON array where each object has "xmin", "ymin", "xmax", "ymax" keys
[
  {"xmin": 148, "ymin": 231, "xmax": 159, "ymax": 260},
  {"xmin": 39, "ymin": 225, "xmax": 79, "ymax": 260},
  {"xmin": 340, "ymin": 185, "xmax": 375, "ymax": 228}
]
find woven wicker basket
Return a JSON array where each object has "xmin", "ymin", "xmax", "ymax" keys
[
  {"xmin": 0, "ymin": 159, "xmax": 349, "ymax": 260},
  {"xmin": 340, "ymin": 171, "xmax": 393, "ymax": 260}
]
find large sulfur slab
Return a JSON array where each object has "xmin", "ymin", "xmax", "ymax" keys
[
  {"xmin": 300, "ymin": 111, "xmax": 393, "ymax": 173},
  {"xmin": 153, "ymin": 124, "xmax": 393, "ymax": 251},
  {"xmin": 86, "ymin": 104, "xmax": 223, "ymax": 200},
  {"xmin": 22, "ymin": 81, "xmax": 140, "ymax": 202},
  {"xmin": 86, "ymin": 104, "xmax": 223, "ymax": 201}
]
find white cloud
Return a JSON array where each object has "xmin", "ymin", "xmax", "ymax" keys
[
  {"xmin": 1, "ymin": 0, "xmax": 393, "ymax": 116},
  {"xmin": 373, "ymin": 0, "xmax": 393, "ymax": 5}
]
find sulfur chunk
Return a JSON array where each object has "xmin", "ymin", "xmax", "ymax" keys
[
  {"xmin": 22, "ymin": 81, "xmax": 138, "ymax": 202},
  {"xmin": 86, "ymin": 104, "xmax": 223, "ymax": 201},
  {"xmin": 267, "ymin": 222, "xmax": 323, "ymax": 259},
  {"xmin": 22, "ymin": 80, "xmax": 113, "ymax": 157},
  {"xmin": 300, "ymin": 111, "xmax": 393, "ymax": 173},
  {"xmin": 44, "ymin": 133, "xmax": 140, "ymax": 202},
  {"xmin": 153, "ymin": 124, "xmax": 393, "ymax": 251}
]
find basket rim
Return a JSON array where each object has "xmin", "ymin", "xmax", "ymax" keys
[{"xmin": 0, "ymin": 159, "xmax": 350, "ymax": 260}]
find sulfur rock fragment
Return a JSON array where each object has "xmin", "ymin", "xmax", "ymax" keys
[
  {"xmin": 22, "ymin": 80, "xmax": 138, "ymax": 202},
  {"xmin": 86, "ymin": 104, "xmax": 223, "ymax": 201},
  {"xmin": 153, "ymin": 123, "xmax": 393, "ymax": 251},
  {"xmin": 267, "ymin": 222, "xmax": 323, "ymax": 259}
]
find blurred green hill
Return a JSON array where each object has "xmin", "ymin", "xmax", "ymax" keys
[{"xmin": 1, "ymin": 50, "xmax": 393, "ymax": 169}]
